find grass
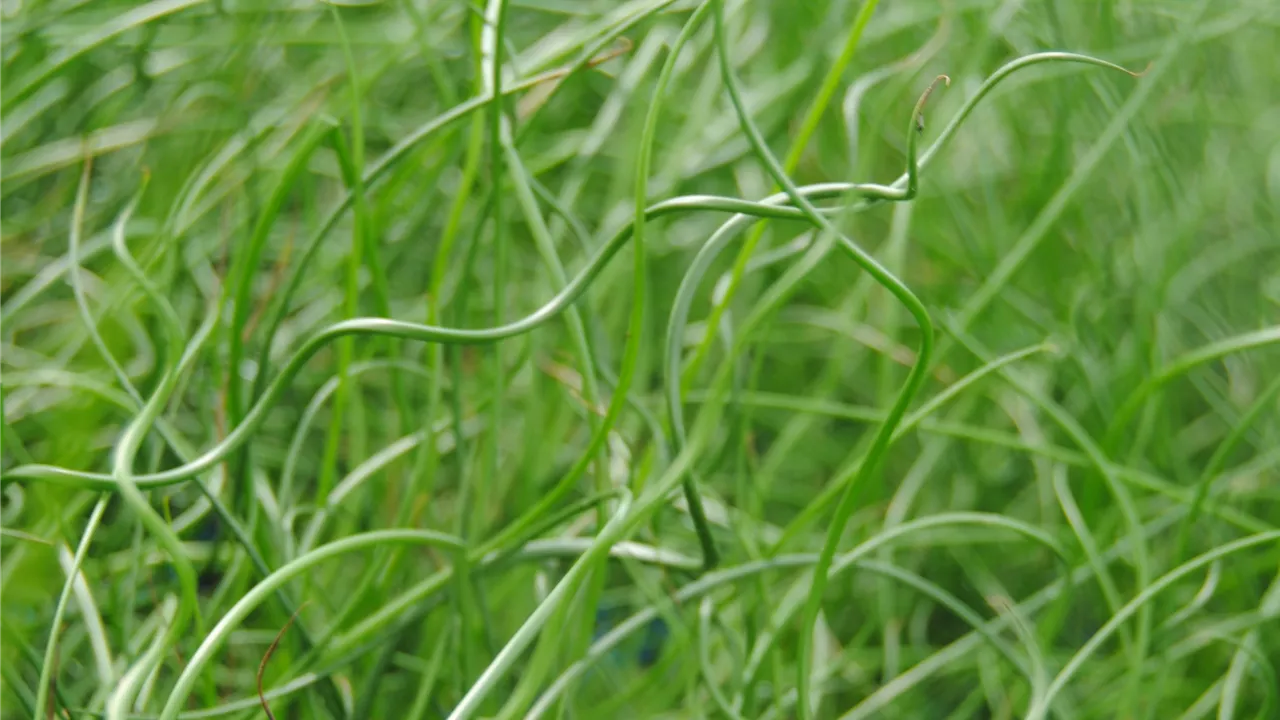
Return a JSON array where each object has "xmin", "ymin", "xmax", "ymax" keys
[{"xmin": 2, "ymin": 0, "xmax": 1279, "ymax": 718}]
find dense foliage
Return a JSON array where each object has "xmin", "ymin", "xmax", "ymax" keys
[{"xmin": 2, "ymin": 1, "xmax": 1279, "ymax": 718}]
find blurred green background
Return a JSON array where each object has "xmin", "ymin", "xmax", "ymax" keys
[{"xmin": 2, "ymin": 0, "xmax": 1279, "ymax": 718}]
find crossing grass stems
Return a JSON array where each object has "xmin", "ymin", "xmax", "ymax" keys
[{"xmin": 4, "ymin": 1, "xmax": 1279, "ymax": 719}]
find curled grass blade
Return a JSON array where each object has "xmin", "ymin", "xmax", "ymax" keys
[
  {"xmin": 1028, "ymin": 531, "xmax": 1280, "ymax": 720},
  {"xmin": 157, "ymin": 529, "xmax": 467, "ymax": 720}
]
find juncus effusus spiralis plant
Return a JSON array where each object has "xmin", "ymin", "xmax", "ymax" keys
[{"xmin": 5, "ymin": 0, "xmax": 1279, "ymax": 718}]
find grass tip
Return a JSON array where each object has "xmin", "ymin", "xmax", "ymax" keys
[
  {"xmin": 922, "ymin": 73, "xmax": 951, "ymax": 100},
  {"xmin": 0, "ymin": 527, "xmax": 53, "ymax": 545}
]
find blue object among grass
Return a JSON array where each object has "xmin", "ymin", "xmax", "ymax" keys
[{"xmin": 593, "ymin": 607, "xmax": 669, "ymax": 669}]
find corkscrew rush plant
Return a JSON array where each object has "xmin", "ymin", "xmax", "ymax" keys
[
  {"xmin": 14, "ymin": 47, "xmax": 1140, "ymax": 719},
  {"xmin": 5, "ymin": 1, "xmax": 1279, "ymax": 719},
  {"xmin": 1, "ymin": 47, "xmax": 1145, "ymax": 492}
]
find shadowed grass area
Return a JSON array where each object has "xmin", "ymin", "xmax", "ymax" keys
[{"xmin": 2, "ymin": 1, "xmax": 1279, "ymax": 718}]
